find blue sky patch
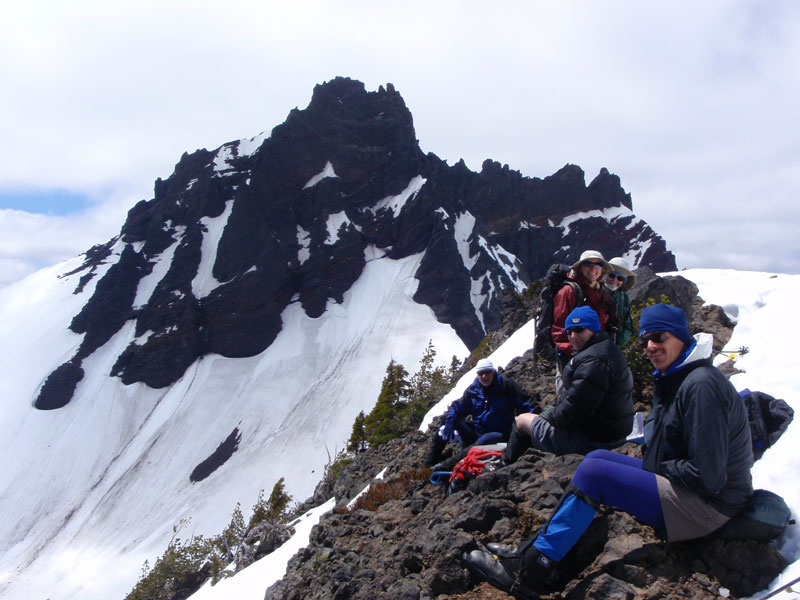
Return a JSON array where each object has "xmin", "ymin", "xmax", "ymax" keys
[{"xmin": 0, "ymin": 189, "xmax": 90, "ymax": 215}]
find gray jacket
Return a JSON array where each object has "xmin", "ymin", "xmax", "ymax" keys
[{"xmin": 642, "ymin": 334, "xmax": 753, "ymax": 516}]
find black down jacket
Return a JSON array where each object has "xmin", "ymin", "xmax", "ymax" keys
[{"xmin": 544, "ymin": 330, "xmax": 634, "ymax": 442}]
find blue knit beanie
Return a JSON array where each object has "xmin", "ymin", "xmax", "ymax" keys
[
  {"xmin": 564, "ymin": 306, "xmax": 601, "ymax": 333},
  {"xmin": 639, "ymin": 303, "xmax": 692, "ymax": 346}
]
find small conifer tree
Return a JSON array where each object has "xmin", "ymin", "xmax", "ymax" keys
[
  {"xmin": 347, "ymin": 411, "xmax": 367, "ymax": 452},
  {"xmin": 363, "ymin": 360, "xmax": 411, "ymax": 446}
]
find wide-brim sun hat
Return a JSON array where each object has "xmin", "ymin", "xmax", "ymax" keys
[
  {"xmin": 570, "ymin": 250, "xmax": 611, "ymax": 274},
  {"xmin": 608, "ymin": 256, "xmax": 635, "ymax": 291}
]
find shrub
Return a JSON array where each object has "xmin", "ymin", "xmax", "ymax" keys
[
  {"xmin": 126, "ymin": 480, "xmax": 295, "ymax": 600},
  {"xmin": 348, "ymin": 469, "xmax": 429, "ymax": 512},
  {"xmin": 622, "ymin": 294, "xmax": 672, "ymax": 406}
]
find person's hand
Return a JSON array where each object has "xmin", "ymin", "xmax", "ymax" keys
[{"xmin": 439, "ymin": 423, "xmax": 454, "ymax": 442}]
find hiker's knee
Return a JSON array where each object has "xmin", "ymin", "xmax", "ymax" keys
[{"xmin": 516, "ymin": 413, "xmax": 537, "ymax": 435}]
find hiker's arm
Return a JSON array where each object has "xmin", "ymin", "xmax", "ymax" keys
[
  {"xmin": 506, "ymin": 379, "xmax": 536, "ymax": 413},
  {"xmin": 444, "ymin": 392, "xmax": 470, "ymax": 431},
  {"xmin": 551, "ymin": 285, "xmax": 576, "ymax": 355}
]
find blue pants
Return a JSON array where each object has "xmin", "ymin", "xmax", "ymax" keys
[
  {"xmin": 534, "ymin": 449, "xmax": 665, "ymax": 561},
  {"xmin": 573, "ymin": 449, "xmax": 665, "ymax": 532},
  {"xmin": 455, "ymin": 421, "xmax": 504, "ymax": 447}
]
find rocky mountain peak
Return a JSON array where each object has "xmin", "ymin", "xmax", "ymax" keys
[{"xmin": 35, "ymin": 78, "xmax": 676, "ymax": 410}]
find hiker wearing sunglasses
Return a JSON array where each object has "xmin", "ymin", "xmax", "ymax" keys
[
  {"xmin": 604, "ymin": 256, "xmax": 636, "ymax": 346},
  {"xmin": 464, "ymin": 303, "xmax": 753, "ymax": 598},
  {"xmin": 501, "ymin": 305, "xmax": 634, "ymax": 465},
  {"xmin": 551, "ymin": 250, "xmax": 614, "ymax": 365}
]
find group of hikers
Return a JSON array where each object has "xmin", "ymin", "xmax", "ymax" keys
[{"xmin": 422, "ymin": 250, "xmax": 758, "ymax": 599}]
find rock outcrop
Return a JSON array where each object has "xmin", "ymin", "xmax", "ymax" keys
[{"xmin": 267, "ymin": 273, "xmax": 787, "ymax": 600}]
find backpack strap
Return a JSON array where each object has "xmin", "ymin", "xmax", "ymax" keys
[{"xmin": 565, "ymin": 280, "xmax": 583, "ymax": 306}]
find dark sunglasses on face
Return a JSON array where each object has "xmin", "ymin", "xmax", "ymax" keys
[
  {"xmin": 609, "ymin": 272, "xmax": 627, "ymax": 282},
  {"xmin": 566, "ymin": 327, "xmax": 587, "ymax": 335},
  {"xmin": 477, "ymin": 370, "xmax": 493, "ymax": 376},
  {"xmin": 585, "ymin": 261, "xmax": 604, "ymax": 268},
  {"xmin": 640, "ymin": 331, "xmax": 669, "ymax": 347}
]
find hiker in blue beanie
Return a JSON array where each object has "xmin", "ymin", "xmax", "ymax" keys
[
  {"xmin": 463, "ymin": 303, "xmax": 753, "ymax": 598},
  {"xmin": 501, "ymin": 305, "xmax": 633, "ymax": 465}
]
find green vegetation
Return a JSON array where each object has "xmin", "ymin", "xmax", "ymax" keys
[
  {"xmin": 125, "ymin": 479, "xmax": 294, "ymax": 600},
  {"xmin": 622, "ymin": 294, "xmax": 672, "ymax": 404},
  {"xmin": 471, "ymin": 333, "xmax": 497, "ymax": 364},
  {"xmin": 348, "ymin": 340, "xmax": 457, "ymax": 450}
]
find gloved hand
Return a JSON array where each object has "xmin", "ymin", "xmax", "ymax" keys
[{"xmin": 439, "ymin": 423, "xmax": 455, "ymax": 442}]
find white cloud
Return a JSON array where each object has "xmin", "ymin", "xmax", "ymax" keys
[
  {"xmin": 0, "ymin": 197, "xmax": 131, "ymax": 288},
  {"xmin": 1, "ymin": 1, "xmax": 799, "ymax": 285}
]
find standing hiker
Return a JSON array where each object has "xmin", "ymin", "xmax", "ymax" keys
[
  {"xmin": 423, "ymin": 358, "xmax": 534, "ymax": 470},
  {"xmin": 502, "ymin": 305, "xmax": 633, "ymax": 465},
  {"xmin": 605, "ymin": 256, "xmax": 635, "ymax": 346},
  {"xmin": 551, "ymin": 250, "xmax": 613, "ymax": 366},
  {"xmin": 463, "ymin": 304, "xmax": 753, "ymax": 598}
]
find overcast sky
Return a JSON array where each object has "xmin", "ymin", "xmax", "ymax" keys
[{"xmin": 1, "ymin": 1, "xmax": 799, "ymax": 288}]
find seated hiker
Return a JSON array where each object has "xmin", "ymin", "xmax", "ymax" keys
[
  {"xmin": 463, "ymin": 303, "xmax": 754, "ymax": 598},
  {"xmin": 551, "ymin": 250, "xmax": 613, "ymax": 365},
  {"xmin": 502, "ymin": 305, "xmax": 633, "ymax": 465},
  {"xmin": 423, "ymin": 358, "xmax": 534, "ymax": 470},
  {"xmin": 604, "ymin": 256, "xmax": 635, "ymax": 346}
]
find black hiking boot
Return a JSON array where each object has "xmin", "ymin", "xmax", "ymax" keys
[
  {"xmin": 462, "ymin": 549, "xmax": 519, "ymax": 596},
  {"xmin": 487, "ymin": 542, "xmax": 519, "ymax": 556},
  {"xmin": 431, "ymin": 447, "xmax": 469, "ymax": 473},
  {"xmin": 516, "ymin": 545, "xmax": 557, "ymax": 594},
  {"xmin": 423, "ymin": 433, "xmax": 447, "ymax": 467},
  {"xmin": 462, "ymin": 544, "xmax": 556, "ymax": 600},
  {"xmin": 500, "ymin": 422, "xmax": 532, "ymax": 466}
]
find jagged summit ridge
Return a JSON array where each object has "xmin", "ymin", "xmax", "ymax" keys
[{"xmin": 37, "ymin": 76, "xmax": 675, "ymax": 410}]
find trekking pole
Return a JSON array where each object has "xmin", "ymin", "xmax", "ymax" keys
[
  {"xmin": 532, "ymin": 315, "xmax": 540, "ymax": 378},
  {"xmin": 715, "ymin": 346, "xmax": 750, "ymax": 357},
  {"xmin": 754, "ymin": 574, "xmax": 800, "ymax": 600}
]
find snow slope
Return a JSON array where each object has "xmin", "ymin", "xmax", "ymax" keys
[{"xmin": 0, "ymin": 249, "xmax": 466, "ymax": 600}]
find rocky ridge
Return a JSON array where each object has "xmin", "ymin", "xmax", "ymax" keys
[{"xmin": 267, "ymin": 270, "xmax": 787, "ymax": 600}]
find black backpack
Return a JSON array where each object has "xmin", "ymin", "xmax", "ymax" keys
[
  {"xmin": 533, "ymin": 264, "xmax": 583, "ymax": 361},
  {"xmin": 710, "ymin": 390, "xmax": 796, "ymax": 543},
  {"xmin": 739, "ymin": 389, "xmax": 794, "ymax": 461},
  {"xmin": 714, "ymin": 489, "xmax": 793, "ymax": 543}
]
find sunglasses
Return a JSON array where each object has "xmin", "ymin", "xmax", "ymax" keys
[
  {"xmin": 585, "ymin": 261, "xmax": 604, "ymax": 268},
  {"xmin": 640, "ymin": 331, "xmax": 669, "ymax": 346},
  {"xmin": 477, "ymin": 370, "xmax": 493, "ymax": 376},
  {"xmin": 566, "ymin": 327, "xmax": 587, "ymax": 335},
  {"xmin": 609, "ymin": 272, "xmax": 627, "ymax": 282}
]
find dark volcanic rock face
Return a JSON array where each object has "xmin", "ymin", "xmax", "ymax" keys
[{"xmin": 38, "ymin": 76, "xmax": 677, "ymax": 409}]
